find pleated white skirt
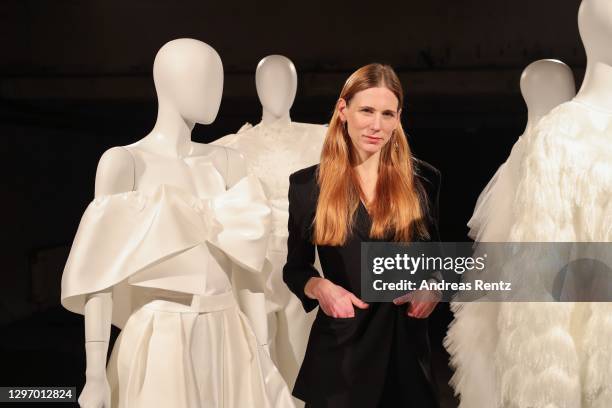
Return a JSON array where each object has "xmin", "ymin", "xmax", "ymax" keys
[{"xmin": 107, "ymin": 292, "xmax": 294, "ymax": 408}]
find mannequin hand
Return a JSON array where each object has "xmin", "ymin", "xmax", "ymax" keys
[
  {"xmin": 306, "ymin": 277, "xmax": 369, "ymax": 318},
  {"xmin": 393, "ymin": 289, "xmax": 440, "ymax": 319},
  {"xmin": 78, "ymin": 372, "xmax": 111, "ymax": 408}
]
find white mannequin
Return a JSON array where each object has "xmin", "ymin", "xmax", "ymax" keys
[
  {"xmin": 447, "ymin": 59, "xmax": 576, "ymax": 408},
  {"xmin": 213, "ymin": 55, "xmax": 325, "ymax": 407},
  {"xmin": 573, "ymin": 0, "xmax": 612, "ymax": 111},
  {"xmin": 467, "ymin": 59, "xmax": 576, "ymax": 243},
  {"xmin": 77, "ymin": 39, "xmax": 262, "ymax": 408}
]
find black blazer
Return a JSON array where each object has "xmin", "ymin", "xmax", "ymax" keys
[{"xmin": 283, "ymin": 159, "xmax": 441, "ymax": 407}]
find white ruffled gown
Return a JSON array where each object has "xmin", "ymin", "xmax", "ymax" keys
[
  {"xmin": 212, "ymin": 119, "xmax": 326, "ymax": 399},
  {"xmin": 446, "ymin": 100, "xmax": 612, "ymax": 408},
  {"xmin": 61, "ymin": 146, "xmax": 295, "ymax": 408}
]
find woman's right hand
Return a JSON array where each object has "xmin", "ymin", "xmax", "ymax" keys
[
  {"xmin": 78, "ymin": 373, "xmax": 111, "ymax": 408},
  {"xmin": 305, "ymin": 277, "xmax": 369, "ymax": 318}
]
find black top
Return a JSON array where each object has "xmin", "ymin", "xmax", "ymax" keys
[{"xmin": 282, "ymin": 159, "xmax": 441, "ymax": 407}]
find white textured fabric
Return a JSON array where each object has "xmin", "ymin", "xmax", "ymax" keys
[
  {"xmin": 213, "ymin": 119, "xmax": 326, "ymax": 401},
  {"xmin": 446, "ymin": 100, "xmax": 612, "ymax": 408},
  {"xmin": 214, "ymin": 120, "xmax": 326, "ymax": 238},
  {"xmin": 467, "ymin": 135, "xmax": 526, "ymax": 242},
  {"xmin": 61, "ymin": 168, "xmax": 295, "ymax": 407}
]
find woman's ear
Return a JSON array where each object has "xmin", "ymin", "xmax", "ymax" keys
[{"xmin": 337, "ymin": 98, "xmax": 348, "ymax": 122}]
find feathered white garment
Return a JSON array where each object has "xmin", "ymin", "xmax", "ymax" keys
[
  {"xmin": 447, "ymin": 100, "xmax": 612, "ymax": 408},
  {"xmin": 467, "ymin": 135, "xmax": 526, "ymax": 242}
]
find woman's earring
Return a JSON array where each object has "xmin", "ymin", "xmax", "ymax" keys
[{"xmin": 393, "ymin": 131, "xmax": 399, "ymax": 151}]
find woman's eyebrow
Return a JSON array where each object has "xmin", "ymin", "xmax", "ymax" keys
[{"xmin": 358, "ymin": 105, "xmax": 397, "ymax": 112}]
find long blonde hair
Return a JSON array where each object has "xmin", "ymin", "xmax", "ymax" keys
[{"xmin": 314, "ymin": 63, "xmax": 429, "ymax": 246}]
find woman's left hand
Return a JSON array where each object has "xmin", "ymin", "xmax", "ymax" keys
[{"xmin": 393, "ymin": 289, "xmax": 441, "ymax": 319}]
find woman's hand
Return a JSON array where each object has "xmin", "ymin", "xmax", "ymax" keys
[
  {"xmin": 305, "ymin": 277, "xmax": 369, "ymax": 318},
  {"xmin": 393, "ymin": 288, "xmax": 441, "ymax": 319}
]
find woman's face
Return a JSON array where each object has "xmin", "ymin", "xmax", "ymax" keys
[{"xmin": 338, "ymin": 86, "xmax": 400, "ymax": 160}]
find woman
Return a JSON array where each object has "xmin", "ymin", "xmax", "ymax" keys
[{"xmin": 283, "ymin": 63, "xmax": 441, "ymax": 407}]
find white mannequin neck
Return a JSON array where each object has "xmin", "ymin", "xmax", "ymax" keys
[
  {"xmin": 141, "ymin": 101, "xmax": 194, "ymax": 157},
  {"xmin": 260, "ymin": 110, "xmax": 291, "ymax": 127},
  {"xmin": 573, "ymin": 0, "xmax": 612, "ymax": 112},
  {"xmin": 574, "ymin": 62, "xmax": 612, "ymax": 112}
]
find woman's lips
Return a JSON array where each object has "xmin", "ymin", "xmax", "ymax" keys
[{"xmin": 364, "ymin": 135, "xmax": 383, "ymax": 143}]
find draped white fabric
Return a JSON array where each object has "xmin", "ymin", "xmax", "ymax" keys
[
  {"xmin": 467, "ymin": 135, "xmax": 526, "ymax": 242},
  {"xmin": 61, "ymin": 174, "xmax": 295, "ymax": 407},
  {"xmin": 61, "ymin": 175, "xmax": 270, "ymax": 329},
  {"xmin": 106, "ymin": 294, "xmax": 295, "ymax": 408}
]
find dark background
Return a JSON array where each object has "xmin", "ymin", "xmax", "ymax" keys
[{"xmin": 0, "ymin": 0, "xmax": 585, "ymax": 406}]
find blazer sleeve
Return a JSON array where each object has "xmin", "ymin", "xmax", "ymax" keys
[
  {"xmin": 416, "ymin": 160, "xmax": 444, "ymax": 283},
  {"xmin": 282, "ymin": 174, "xmax": 321, "ymax": 313}
]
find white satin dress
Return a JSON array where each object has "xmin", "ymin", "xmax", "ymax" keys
[
  {"xmin": 213, "ymin": 119, "xmax": 326, "ymax": 398},
  {"xmin": 61, "ymin": 145, "xmax": 295, "ymax": 408}
]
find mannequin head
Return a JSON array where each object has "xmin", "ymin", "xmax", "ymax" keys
[
  {"xmin": 255, "ymin": 55, "xmax": 297, "ymax": 119},
  {"xmin": 520, "ymin": 59, "xmax": 576, "ymax": 124},
  {"xmin": 578, "ymin": 0, "xmax": 612, "ymax": 66},
  {"xmin": 153, "ymin": 38, "xmax": 223, "ymax": 125}
]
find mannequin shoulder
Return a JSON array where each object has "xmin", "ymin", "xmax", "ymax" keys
[
  {"xmin": 95, "ymin": 146, "xmax": 135, "ymax": 197},
  {"xmin": 189, "ymin": 141, "xmax": 229, "ymax": 156},
  {"xmin": 189, "ymin": 143, "xmax": 247, "ymax": 185},
  {"xmin": 210, "ymin": 132, "xmax": 239, "ymax": 147},
  {"xmin": 293, "ymin": 122, "xmax": 328, "ymax": 137},
  {"xmin": 189, "ymin": 142, "xmax": 246, "ymax": 164},
  {"xmin": 195, "ymin": 143, "xmax": 246, "ymax": 164}
]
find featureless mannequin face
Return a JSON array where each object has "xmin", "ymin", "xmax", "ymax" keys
[
  {"xmin": 519, "ymin": 59, "xmax": 576, "ymax": 126},
  {"xmin": 153, "ymin": 38, "xmax": 223, "ymax": 125},
  {"xmin": 578, "ymin": 0, "xmax": 612, "ymax": 66},
  {"xmin": 338, "ymin": 87, "xmax": 400, "ymax": 159},
  {"xmin": 256, "ymin": 55, "xmax": 297, "ymax": 119}
]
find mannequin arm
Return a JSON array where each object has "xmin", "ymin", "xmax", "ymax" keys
[
  {"xmin": 83, "ymin": 291, "xmax": 112, "ymax": 376},
  {"xmin": 78, "ymin": 292, "xmax": 112, "ymax": 408},
  {"xmin": 77, "ymin": 146, "xmax": 134, "ymax": 407}
]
